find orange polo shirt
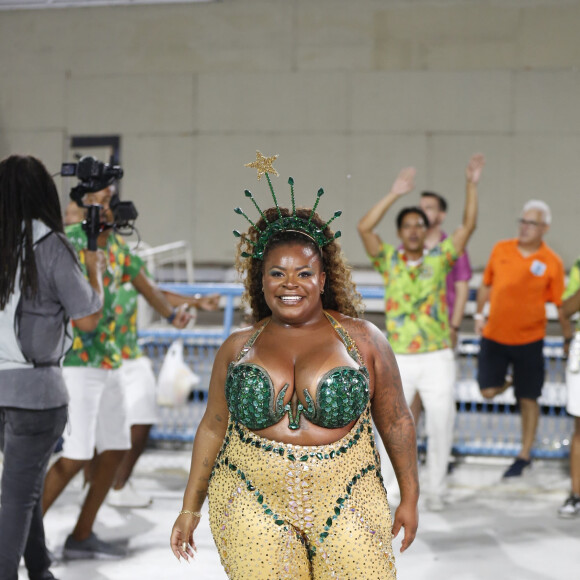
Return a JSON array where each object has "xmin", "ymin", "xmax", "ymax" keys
[{"xmin": 482, "ymin": 239, "xmax": 564, "ymax": 345}]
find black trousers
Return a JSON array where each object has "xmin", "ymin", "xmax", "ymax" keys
[{"xmin": 0, "ymin": 406, "xmax": 67, "ymax": 580}]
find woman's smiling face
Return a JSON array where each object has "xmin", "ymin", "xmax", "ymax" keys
[{"xmin": 262, "ymin": 241, "xmax": 326, "ymax": 324}]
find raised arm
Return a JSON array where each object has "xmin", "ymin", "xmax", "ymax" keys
[
  {"xmin": 357, "ymin": 167, "xmax": 416, "ymax": 257},
  {"xmin": 169, "ymin": 331, "xmax": 246, "ymax": 561},
  {"xmin": 452, "ymin": 153, "xmax": 484, "ymax": 255},
  {"xmin": 365, "ymin": 322, "xmax": 419, "ymax": 552}
]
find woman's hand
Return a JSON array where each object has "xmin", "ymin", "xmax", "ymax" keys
[
  {"xmin": 170, "ymin": 512, "xmax": 201, "ymax": 562},
  {"xmin": 392, "ymin": 499, "xmax": 419, "ymax": 552}
]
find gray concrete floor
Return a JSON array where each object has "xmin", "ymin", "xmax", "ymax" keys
[{"xmin": 28, "ymin": 450, "xmax": 580, "ymax": 580}]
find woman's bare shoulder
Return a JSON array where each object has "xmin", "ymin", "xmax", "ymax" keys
[
  {"xmin": 326, "ymin": 311, "xmax": 386, "ymax": 355},
  {"xmin": 328, "ymin": 311, "xmax": 382, "ymax": 338},
  {"xmin": 218, "ymin": 319, "xmax": 267, "ymax": 360}
]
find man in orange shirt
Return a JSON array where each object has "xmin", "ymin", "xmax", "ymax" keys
[{"xmin": 474, "ymin": 200, "xmax": 572, "ymax": 478}]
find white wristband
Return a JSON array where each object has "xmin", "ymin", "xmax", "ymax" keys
[{"xmin": 473, "ymin": 313, "xmax": 485, "ymax": 321}]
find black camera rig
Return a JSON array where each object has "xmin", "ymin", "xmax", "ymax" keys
[{"xmin": 62, "ymin": 156, "xmax": 138, "ymax": 250}]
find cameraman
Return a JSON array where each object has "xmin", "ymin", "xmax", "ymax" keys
[
  {"xmin": 42, "ymin": 184, "xmax": 193, "ymax": 560},
  {"xmin": 0, "ymin": 155, "xmax": 104, "ymax": 580}
]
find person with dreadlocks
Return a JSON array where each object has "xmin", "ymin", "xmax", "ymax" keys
[
  {"xmin": 0, "ymin": 154, "xmax": 104, "ymax": 580},
  {"xmin": 170, "ymin": 152, "xmax": 418, "ymax": 579}
]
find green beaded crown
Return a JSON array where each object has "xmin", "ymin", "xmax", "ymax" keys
[{"xmin": 234, "ymin": 151, "xmax": 342, "ymax": 260}]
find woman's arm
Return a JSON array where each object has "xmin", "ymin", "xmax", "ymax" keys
[
  {"xmin": 349, "ymin": 318, "xmax": 419, "ymax": 552},
  {"xmin": 169, "ymin": 329, "xmax": 249, "ymax": 561}
]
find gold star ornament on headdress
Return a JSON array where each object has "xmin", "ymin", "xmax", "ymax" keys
[{"xmin": 244, "ymin": 150, "xmax": 279, "ymax": 180}]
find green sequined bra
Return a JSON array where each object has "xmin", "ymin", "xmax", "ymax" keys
[{"xmin": 225, "ymin": 312, "xmax": 370, "ymax": 431}]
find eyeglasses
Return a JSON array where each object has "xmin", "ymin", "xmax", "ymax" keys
[{"xmin": 518, "ymin": 218, "xmax": 545, "ymax": 228}]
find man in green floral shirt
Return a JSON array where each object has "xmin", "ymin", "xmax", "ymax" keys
[
  {"xmin": 358, "ymin": 154, "xmax": 483, "ymax": 511},
  {"xmin": 43, "ymin": 186, "xmax": 193, "ymax": 559}
]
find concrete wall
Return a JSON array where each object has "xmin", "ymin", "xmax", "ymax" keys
[{"xmin": 1, "ymin": 0, "xmax": 579, "ymax": 269}]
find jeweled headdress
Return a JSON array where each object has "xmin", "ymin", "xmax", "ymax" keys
[{"xmin": 233, "ymin": 151, "xmax": 342, "ymax": 260}]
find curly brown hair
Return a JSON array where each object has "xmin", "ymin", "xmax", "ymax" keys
[{"xmin": 235, "ymin": 207, "xmax": 363, "ymax": 322}]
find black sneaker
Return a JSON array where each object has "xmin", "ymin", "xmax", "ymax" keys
[
  {"xmin": 558, "ymin": 494, "xmax": 580, "ymax": 518},
  {"xmin": 502, "ymin": 457, "xmax": 531, "ymax": 478},
  {"xmin": 63, "ymin": 533, "xmax": 126, "ymax": 560}
]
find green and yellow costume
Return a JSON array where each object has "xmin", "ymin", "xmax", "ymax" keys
[{"xmin": 208, "ymin": 313, "xmax": 396, "ymax": 579}]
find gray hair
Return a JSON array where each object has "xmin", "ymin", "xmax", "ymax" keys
[{"xmin": 522, "ymin": 200, "xmax": 551, "ymax": 225}]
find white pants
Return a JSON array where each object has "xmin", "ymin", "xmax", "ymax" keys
[
  {"xmin": 376, "ymin": 348, "xmax": 456, "ymax": 499},
  {"xmin": 120, "ymin": 357, "xmax": 158, "ymax": 426},
  {"xmin": 61, "ymin": 367, "xmax": 130, "ymax": 460},
  {"xmin": 566, "ymin": 368, "xmax": 580, "ymax": 417}
]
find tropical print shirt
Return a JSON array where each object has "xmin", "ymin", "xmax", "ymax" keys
[
  {"xmin": 63, "ymin": 223, "xmax": 143, "ymax": 369},
  {"xmin": 563, "ymin": 257, "xmax": 580, "ymax": 332},
  {"xmin": 370, "ymin": 237, "xmax": 458, "ymax": 354},
  {"xmin": 113, "ymin": 267, "xmax": 154, "ymax": 360}
]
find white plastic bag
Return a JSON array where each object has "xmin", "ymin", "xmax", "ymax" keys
[{"xmin": 156, "ymin": 339, "xmax": 200, "ymax": 406}]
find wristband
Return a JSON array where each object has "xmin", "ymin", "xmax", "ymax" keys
[
  {"xmin": 450, "ymin": 325, "xmax": 460, "ymax": 332},
  {"xmin": 166, "ymin": 308, "xmax": 178, "ymax": 324},
  {"xmin": 473, "ymin": 313, "xmax": 485, "ymax": 321},
  {"xmin": 179, "ymin": 510, "xmax": 202, "ymax": 518},
  {"xmin": 564, "ymin": 336, "xmax": 573, "ymax": 345}
]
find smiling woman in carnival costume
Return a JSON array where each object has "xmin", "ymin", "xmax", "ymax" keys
[{"xmin": 170, "ymin": 151, "xmax": 419, "ymax": 579}]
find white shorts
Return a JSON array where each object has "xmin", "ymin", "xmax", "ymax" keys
[
  {"xmin": 61, "ymin": 367, "xmax": 130, "ymax": 460},
  {"xmin": 566, "ymin": 369, "xmax": 580, "ymax": 417},
  {"xmin": 120, "ymin": 357, "xmax": 158, "ymax": 426}
]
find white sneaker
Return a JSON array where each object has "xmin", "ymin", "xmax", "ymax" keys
[
  {"xmin": 107, "ymin": 481, "xmax": 152, "ymax": 508},
  {"xmin": 557, "ymin": 494, "xmax": 580, "ymax": 518}
]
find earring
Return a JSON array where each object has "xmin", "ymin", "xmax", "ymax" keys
[{"xmin": 320, "ymin": 289, "xmax": 324, "ymax": 295}]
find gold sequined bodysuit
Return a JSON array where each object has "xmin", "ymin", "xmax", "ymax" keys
[{"xmin": 208, "ymin": 315, "xmax": 396, "ymax": 579}]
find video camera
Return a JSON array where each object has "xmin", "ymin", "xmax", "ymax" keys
[{"xmin": 62, "ymin": 156, "xmax": 138, "ymax": 250}]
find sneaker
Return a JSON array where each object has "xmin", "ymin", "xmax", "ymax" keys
[
  {"xmin": 558, "ymin": 494, "xmax": 580, "ymax": 518},
  {"xmin": 502, "ymin": 457, "xmax": 531, "ymax": 478},
  {"xmin": 107, "ymin": 481, "xmax": 152, "ymax": 508},
  {"xmin": 62, "ymin": 533, "xmax": 126, "ymax": 560}
]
